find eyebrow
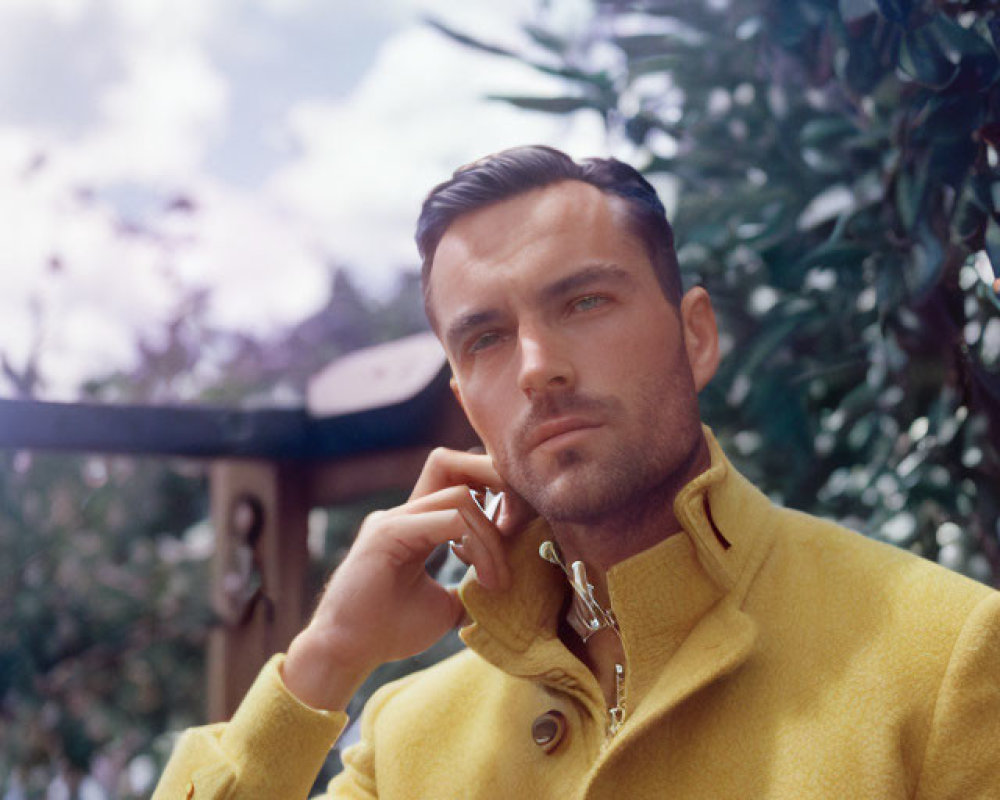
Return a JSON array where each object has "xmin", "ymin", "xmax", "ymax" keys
[
  {"xmin": 445, "ymin": 308, "xmax": 504, "ymax": 354},
  {"xmin": 538, "ymin": 262, "xmax": 634, "ymax": 304}
]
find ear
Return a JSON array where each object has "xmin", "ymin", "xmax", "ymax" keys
[{"xmin": 680, "ymin": 287, "xmax": 720, "ymax": 391}]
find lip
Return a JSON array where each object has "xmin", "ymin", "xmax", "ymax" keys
[{"xmin": 527, "ymin": 417, "xmax": 602, "ymax": 451}]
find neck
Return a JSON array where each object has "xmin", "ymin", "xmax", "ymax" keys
[{"xmin": 549, "ymin": 434, "xmax": 710, "ymax": 603}]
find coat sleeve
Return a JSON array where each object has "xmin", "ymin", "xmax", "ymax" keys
[
  {"xmin": 151, "ymin": 655, "xmax": 347, "ymax": 800},
  {"xmin": 913, "ymin": 591, "xmax": 1000, "ymax": 800}
]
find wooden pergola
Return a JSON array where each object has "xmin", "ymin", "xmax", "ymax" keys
[{"xmin": 0, "ymin": 332, "xmax": 477, "ymax": 720}]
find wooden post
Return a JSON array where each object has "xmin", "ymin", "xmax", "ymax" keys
[
  {"xmin": 207, "ymin": 459, "xmax": 309, "ymax": 721},
  {"xmin": 204, "ymin": 399, "xmax": 478, "ymax": 720}
]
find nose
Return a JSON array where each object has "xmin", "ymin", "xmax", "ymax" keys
[{"xmin": 516, "ymin": 328, "xmax": 575, "ymax": 397}]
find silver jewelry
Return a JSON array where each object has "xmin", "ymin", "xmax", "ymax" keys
[
  {"xmin": 471, "ymin": 487, "xmax": 503, "ymax": 523},
  {"xmin": 448, "ymin": 489, "xmax": 503, "ymax": 566},
  {"xmin": 538, "ymin": 540, "xmax": 617, "ymax": 642}
]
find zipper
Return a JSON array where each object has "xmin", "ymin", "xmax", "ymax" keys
[
  {"xmin": 539, "ymin": 540, "xmax": 629, "ymax": 738},
  {"xmin": 608, "ymin": 661, "xmax": 626, "ymax": 736}
]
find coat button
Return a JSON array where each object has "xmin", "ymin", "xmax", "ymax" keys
[
  {"xmin": 532, "ymin": 709, "xmax": 567, "ymax": 754},
  {"xmin": 185, "ymin": 780, "xmax": 195, "ymax": 799}
]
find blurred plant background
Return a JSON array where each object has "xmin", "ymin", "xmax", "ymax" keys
[
  {"xmin": 4, "ymin": 0, "xmax": 1000, "ymax": 796},
  {"xmin": 1, "ymin": 256, "xmax": 429, "ymax": 797}
]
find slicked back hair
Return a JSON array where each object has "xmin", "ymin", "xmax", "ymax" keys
[{"xmin": 415, "ymin": 145, "xmax": 682, "ymax": 324}]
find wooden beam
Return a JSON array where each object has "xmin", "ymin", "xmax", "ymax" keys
[
  {"xmin": 0, "ymin": 375, "xmax": 453, "ymax": 460},
  {"xmin": 308, "ymin": 409, "xmax": 480, "ymax": 507}
]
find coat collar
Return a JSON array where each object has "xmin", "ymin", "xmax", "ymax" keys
[{"xmin": 458, "ymin": 427, "xmax": 774, "ymax": 717}]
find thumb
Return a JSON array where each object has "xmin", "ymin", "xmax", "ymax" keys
[{"xmin": 496, "ymin": 488, "xmax": 536, "ymax": 538}]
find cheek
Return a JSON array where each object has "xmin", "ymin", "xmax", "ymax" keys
[{"xmin": 455, "ymin": 381, "xmax": 508, "ymax": 456}]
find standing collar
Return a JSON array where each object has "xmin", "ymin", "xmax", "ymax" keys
[{"xmin": 458, "ymin": 427, "xmax": 775, "ymax": 682}]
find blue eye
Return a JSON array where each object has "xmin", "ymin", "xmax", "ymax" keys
[
  {"xmin": 468, "ymin": 331, "xmax": 503, "ymax": 353},
  {"xmin": 573, "ymin": 294, "xmax": 607, "ymax": 312}
]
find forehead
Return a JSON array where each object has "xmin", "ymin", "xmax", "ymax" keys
[
  {"xmin": 426, "ymin": 181, "xmax": 644, "ymax": 323},
  {"xmin": 436, "ymin": 180, "xmax": 625, "ymax": 264}
]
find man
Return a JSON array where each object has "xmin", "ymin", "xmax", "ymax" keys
[{"xmin": 154, "ymin": 146, "xmax": 1000, "ymax": 799}]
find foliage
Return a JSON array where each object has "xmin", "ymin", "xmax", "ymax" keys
[
  {"xmin": 1, "ymin": 263, "xmax": 430, "ymax": 796},
  {"xmin": 0, "ymin": 451, "xmax": 211, "ymax": 798},
  {"xmin": 430, "ymin": 0, "xmax": 1000, "ymax": 584}
]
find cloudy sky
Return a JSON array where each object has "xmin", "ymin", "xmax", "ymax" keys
[{"xmin": 1, "ymin": 0, "xmax": 608, "ymax": 399}]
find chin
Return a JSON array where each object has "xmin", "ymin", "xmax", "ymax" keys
[{"xmin": 520, "ymin": 459, "xmax": 621, "ymax": 524}]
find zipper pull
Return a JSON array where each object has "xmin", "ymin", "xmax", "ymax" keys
[{"xmin": 607, "ymin": 663, "xmax": 626, "ymax": 736}]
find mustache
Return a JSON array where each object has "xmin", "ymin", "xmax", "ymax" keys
[{"xmin": 514, "ymin": 391, "xmax": 618, "ymax": 447}]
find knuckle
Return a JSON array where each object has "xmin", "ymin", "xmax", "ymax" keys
[
  {"xmin": 358, "ymin": 509, "xmax": 389, "ymax": 538},
  {"xmin": 428, "ymin": 446, "xmax": 451, "ymax": 464}
]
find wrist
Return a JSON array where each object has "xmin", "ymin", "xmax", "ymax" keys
[{"xmin": 283, "ymin": 626, "xmax": 374, "ymax": 712}]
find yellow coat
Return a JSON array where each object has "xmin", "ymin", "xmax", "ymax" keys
[{"xmin": 155, "ymin": 435, "xmax": 1000, "ymax": 799}]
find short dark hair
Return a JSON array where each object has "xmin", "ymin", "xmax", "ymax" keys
[{"xmin": 415, "ymin": 145, "xmax": 682, "ymax": 316}]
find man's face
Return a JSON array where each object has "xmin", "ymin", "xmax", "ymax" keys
[{"xmin": 428, "ymin": 180, "xmax": 717, "ymax": 525}]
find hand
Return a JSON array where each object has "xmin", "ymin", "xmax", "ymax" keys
[{"xmin": 283, "ymin": 447, "xmax": 534, "ymax": 711}]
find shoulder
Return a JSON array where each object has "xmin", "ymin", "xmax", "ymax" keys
[
  {"xmin": 755, "ymin": 504, "xmax": 996, "ymax": 658},
  {"xmin": 769, "ymin": 504, "xmax": 991, "ymax": 603}
]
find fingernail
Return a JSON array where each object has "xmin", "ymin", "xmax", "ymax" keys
[{"xmin": 449, "ymin": 538, "xmax": 471, "ymax": 566}]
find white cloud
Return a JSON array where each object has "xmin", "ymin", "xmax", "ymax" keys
[
  {"xmin": 266, "ymin": 23, "xmax": 607, "ymax": 289},
  {"xmin": 0, "ymin": 0, "xmax": 610, "ymax": 398},
  {"xmin": 0, "ymin": 0, "xmax": 90, "ymax": 24},
  {"xmin": 166, "ymin": 180, "xmax": 329, "ymax": 330},
  {"xmin": 80, "ymin": 45, "xmax": 229, "ymax": 183},
  {"xmin": 0, "ymin": 145, "xmax": 177, "ymax": 396}
]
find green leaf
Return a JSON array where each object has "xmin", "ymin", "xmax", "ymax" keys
[
  {"xmin": 875, "ymin": 0, "xmax": 912, "ymax": 24},
  {"xmin": 799, "ymin": 116, "xmax": 858, "ymax": 147},
  {"xmin": 926, "ymin": 138, "xmax": 978, "ymax": 190},
  {"xmin": 795, "ymin": 243, "xmax": 871, "ymax": 270},
  {"xmin": 769, "ymin": 0, "xmax": 823, "ymax": 47},
  {"xmin": 522, "ymin": 23, "xmax": 566, "ymax": 55},
  {"xmin": 952, "ymin": 188, "xmax": 988, "ymax": 246},
  {"xmin": 485, "ymin": 95, "xmax": 599, "ymax": 114},
  {"xmin": 843, "ymin": 29, "xmax": 885, "ymax": 95},
  {"xmin": 899, "ymin": 26, "xmax": 959, "ymax": 89},
  {"xmin": 740, "ymin": 315, "xmax": 804, "ymax": 378},
  {"xmin": 985, "ymin": 217, "xmax": 1000, "ymax": 277},
  {"xmin": 930, "ymin": 16, "xmax": 1000, "ymax": 92},
  {"xmin": 839, "ymin": 0, "xmax": 878, "ymax": 23},
  {"xmin": 628, "ymin": 54, "xmax": 686, "ymax": 78},
  {"xmin": 920, "ymin": 94, "xmax": 985, "ymax": 142},
  {"xmin": 424, "ymin": 17, "xmax": 519, "ymax": 58},
  {"xmin": 895, "ymin": 161, "xmax": 928, "ymax": 232},
  {"xmin": 909, "ymin": 222, "xmax": 945, "ymax": 296},
  {"xmin": 613, "ymin": 31, "xmax": 706, "ymax": 57},
  {"xmin": 530, "ymin": 63, "xmax": 615, "ymax": 93}
]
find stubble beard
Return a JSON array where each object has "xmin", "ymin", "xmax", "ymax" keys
[{"xmin": 497, "ymin": 391, "xmax": 702, "ymax": 527}]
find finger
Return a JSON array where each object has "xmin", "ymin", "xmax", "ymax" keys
[
  {"xmin": 410, "ymin": 448, "xmax": 503, "ymax": 501},
  {"xmin": 449, "ymin": 538, "xmax": 472, "ymax": 566},
  {"xmin": 361, "ymin": 508, "xmax": 472, "ymax": 567},
  {"xmin": 366, "ymin": 507, "xmax": 504, "ymax": 592},
  {"xmin": 403, "ymin": 486, "xmax": 511, "ymax": 589},
  {"xmin": 398, "ymin": 484, "xmax": 481, "ymax": 515},
  {"xmin": 457, "ymin": 506, "xmax": 510, "ymax": 591},
  {"xmin": 446, "ymin": 529, "xmax": 500, "ymax": 591},
  {"xmin": 495, "ymin": 487, "xmax": 537, "ymax": 537}
]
